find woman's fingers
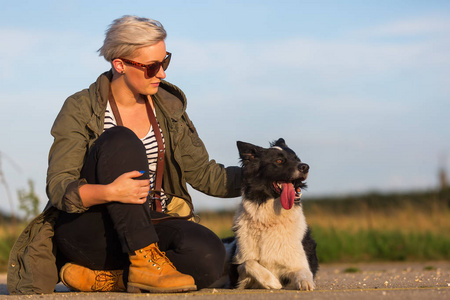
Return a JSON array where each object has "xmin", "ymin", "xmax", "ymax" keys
[
  {"xmin": 124, "ymin": 170, "xmax": 146, "ymax": 179},
  {"xmin": 110, "ymin": 170, "xmax": 150, "ymax": 203}
]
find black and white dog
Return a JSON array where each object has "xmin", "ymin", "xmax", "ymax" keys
[{"xmin": 223, "ymin": 138, "xmax": 318, "ymax": 290}]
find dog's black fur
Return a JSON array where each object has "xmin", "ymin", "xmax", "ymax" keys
[
  {"xmin": 239, "ymin": 138, "xmax": 309, "ymax": 206},
  {"xmin": 224, "ymin": 138, "xmax": 318, "ymax": 289}
]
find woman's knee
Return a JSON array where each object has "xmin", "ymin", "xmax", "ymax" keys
[
  {"xmin": 99, "ymin": 126, "xmax": 144, "ymax": 152},
  {"xmin": 82, "ymin": 126, "xmax": 148, "ymax": 183}
]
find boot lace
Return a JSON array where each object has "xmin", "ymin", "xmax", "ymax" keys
[
  {"xmin": 91, "ymin": 270, "xmax": 123, "ymax": 292},
  {"xmin": 143, "ymin": 246, "xmax": 176, "ymax": 270}
]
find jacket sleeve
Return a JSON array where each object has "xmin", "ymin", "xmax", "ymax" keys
[
  {"xmin": 46, "ymin": 94, "xmax": 91, "ymax": 213},
  {"xmin": 178, "ymin": 113, "xmax": 242, "ymax": 198}
]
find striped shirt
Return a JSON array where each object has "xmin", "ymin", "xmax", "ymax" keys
[{"xmin": 104, "ymin": 101, "xmax": 169, "ymax": 211}]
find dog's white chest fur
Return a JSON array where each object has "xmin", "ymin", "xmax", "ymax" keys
[
  {"xmin": 233, "ymin": 198, "xmax": 307, "ymax": 266},
  {"xmin": 232, "ymin": 197, "xmax": 314, "ymax": 290}
]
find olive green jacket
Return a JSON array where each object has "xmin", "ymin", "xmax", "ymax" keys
[{"xmin": 7, "ymin": 71, "xmax": 242, "ymax": 294}]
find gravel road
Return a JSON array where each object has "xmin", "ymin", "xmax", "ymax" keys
[{"xmin": 1, "ymin": 261, "xmax": 448, "ymax": 299}]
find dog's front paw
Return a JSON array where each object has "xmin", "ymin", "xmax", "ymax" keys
[
  {"xmin": 297, "ymin": 278, "xmax": 315, "ymax": 291},
  {"xmin": 294, "ymin": 269, "xmax": 315, "ymax": 291},
  {"xmin": 262, "ymin": 276, "xmax": 283, "ymax": 290},
  {"xmin": 237, "ymin": 274, "xmax": 282, "ymax": 290},
  {"xmin": 237, "ymin": 261, "xmax": 283, "ymax": 289}
]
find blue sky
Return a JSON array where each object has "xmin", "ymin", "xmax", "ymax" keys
[{"xmin": 1, "ymin": 0, "xmax": 449, "ymax": 214}]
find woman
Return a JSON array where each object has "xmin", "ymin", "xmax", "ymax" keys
[{"xmin": 7, "ymin": 15, "xmax": 242, "ymax": 294}]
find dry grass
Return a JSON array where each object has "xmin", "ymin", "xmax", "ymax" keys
[
  {"xmin": 196, "ymin": 197, "xmax": 450, "ymax": 262},
  {"xmin": 305, "ymin": 201, "xmax": 450, "ymax": 235},
  {"xmin": 198, "ymin": 200, "xmax": 450, "ymax": 237},
  {"xmin": 198, "ymin": 211, "xmax": 235, "ymax": 238}
]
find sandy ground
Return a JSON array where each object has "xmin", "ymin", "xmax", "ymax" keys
[{"xmin": 1, "ymin": 261, "xmax": 449, "ymax": 299}]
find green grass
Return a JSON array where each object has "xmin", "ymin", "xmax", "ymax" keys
[
  {"xmin": 312, "ymin": 226, "xmax": 450, "ymax": 263},
  {"xmin": 343, "ymin": 267, "xmax": 361, "ymax": 273},
  {"xmin": 198, "ymin": 189, "xmax": 450, "ymax": 264}
]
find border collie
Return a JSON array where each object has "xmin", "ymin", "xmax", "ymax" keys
[{"xmin": 223, "ymin": 138, "xmax": 318, "ymax": 290}]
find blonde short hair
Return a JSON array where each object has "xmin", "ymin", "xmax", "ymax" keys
[{"xmin": 98, "ymin": 15, "xmax": 167, "ymax": 61}]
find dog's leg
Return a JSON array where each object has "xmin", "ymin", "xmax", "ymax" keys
[
  {"xmin": 283, "ymin": 245, "xmax": 315, "ymax": 291},
  {"xmin": 283, "ymin": 266, "xmax": 315, "ymax": 291},
  {"xmin": 237, "ymin": 260, "xmax": 282, "ymax": 289},
  {"xmin": 292, "ymin": 268, "xmax": 315, "ymax": 291}
]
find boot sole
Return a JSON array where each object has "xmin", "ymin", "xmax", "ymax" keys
[{"xmin": 127, "ymin": 282, "xmax": 197, "ymax": 293}]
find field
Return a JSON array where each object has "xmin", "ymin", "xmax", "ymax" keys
[
  {"xmin": 198, "ymin": 188, "xmax": 450, "ymax": 263},
  {"xmin": 0, "ymin": 189, "xmax": 448, "ymax": 272}
]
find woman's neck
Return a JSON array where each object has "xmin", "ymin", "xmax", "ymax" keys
[{"xmin": 110, "ymin": 76, "xmax": 144, "ymax": 107}]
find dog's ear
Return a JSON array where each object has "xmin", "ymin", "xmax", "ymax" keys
[
  {"xmin": 237, "ymin": 141, "xmax": 260, "ymax": 161},
  {"xmin": 272, "ymin": 138, "xmax": 287, "ymax": 148}
]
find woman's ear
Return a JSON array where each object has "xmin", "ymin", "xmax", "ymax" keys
[{"xmin": 112, "ymin": 58, "xmax": 125, "ymax": 75}]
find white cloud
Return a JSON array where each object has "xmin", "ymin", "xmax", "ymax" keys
[
  {"xmin": 0, "ymin": 29, "xmax": 44, "ymax": 56},
  {"xmin": 352, "ymin": 15, "xmax": 450, "ymax": 38},
  {"xmin": 0, "ymin": 28, "xmax": 106, "ymax": 84},
  {"xmin": 169, "ymin": 15, "xmax": 450, "ymax": 85},
  {"xmin": 0, "ymin": 29, "xmax": 44, "ymax": 80}
]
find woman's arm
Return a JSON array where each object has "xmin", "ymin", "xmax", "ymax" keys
[
  {"xmin": 46, "ymin": 94, "xmax": 93, "ymax": 212},
  {"xmin": 79, "ymin": 171, "xmax": 150, "ymax": 207},
  {"xmin": 47, "ymin": 94, "xmax": 151, "ymax": 211},
  {"xmin": 179, "ymin": 113, "xmax": 242, "ymax": 198}
]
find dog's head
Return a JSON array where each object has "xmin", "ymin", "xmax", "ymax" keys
[{"xmin": 237, "ymin": 138, "xmax": 309, "ymax": 210}]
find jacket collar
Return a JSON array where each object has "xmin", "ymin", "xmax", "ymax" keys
[
  {"xmin": 154, "ymin": 80, "xmax": 187, "ymax": 121},
  {"xmin": 94, "ymin": 70, "xmax": 113, "ymax": 113}
]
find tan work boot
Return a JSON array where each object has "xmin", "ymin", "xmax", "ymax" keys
[
  {"xmin": 127, "ymin": 243, "xmax": 197, "ymax": 293},
  {"xmin": 60, "ymin": 263, "xmax": 125, "ymax": 292}
]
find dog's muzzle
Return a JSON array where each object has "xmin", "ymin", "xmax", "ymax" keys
[{"xmin": 299, "ymin": 163, "xmax": 309, "ymax": 174}]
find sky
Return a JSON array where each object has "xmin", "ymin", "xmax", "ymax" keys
[{"xmin": 0, "ymin": 0, "xmax": 449, "ymax": 215}]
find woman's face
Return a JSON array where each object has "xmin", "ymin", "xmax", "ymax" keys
[{"xmin": 121, "ymin": 40, "xmax": 168, "ymax": 96}]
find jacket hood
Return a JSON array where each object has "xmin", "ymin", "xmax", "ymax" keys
[{"xmin": 154, "ymin": 80, "xmax": 187, "ymax": 121}]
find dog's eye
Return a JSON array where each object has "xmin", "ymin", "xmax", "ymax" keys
[{"xmin": 276, "ymin": 159, "xmax": 284, "ymax": 164}]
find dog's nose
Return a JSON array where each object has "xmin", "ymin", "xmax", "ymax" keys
[{"xmin": 299, "ymin": 163, "xmax": 309, "ymax": 173}]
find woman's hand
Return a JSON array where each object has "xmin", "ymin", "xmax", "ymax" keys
[
  {"xmin": 79, "ymin": 170, "xmax": 150, "ymax": 207},
  {"xmin": 108, "ymin": 170, "xmax": 150, "ymax": 204}
]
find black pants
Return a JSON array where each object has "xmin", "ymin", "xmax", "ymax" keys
[{"xmin": 54, "ymin": 126, "xmax": 225, "ymax": 289}]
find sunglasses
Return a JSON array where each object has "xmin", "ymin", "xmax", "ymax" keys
[{"xmin": 117, "ymin": 52, "xmax": 171, "ymax": 78}]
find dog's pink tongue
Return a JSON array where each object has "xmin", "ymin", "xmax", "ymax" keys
[{"xmin": 280, "ymin": 182, "xmax": 295, "ymax": 210}]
